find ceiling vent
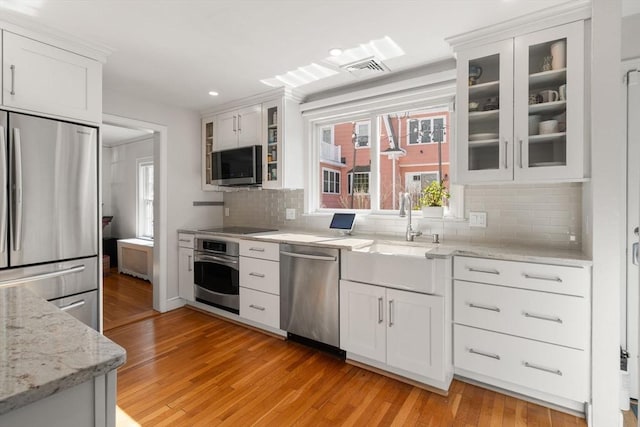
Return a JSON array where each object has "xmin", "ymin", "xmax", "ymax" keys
[{"xmin": 340, "ymin": 57, "xmax": 389, "ymax": 78}]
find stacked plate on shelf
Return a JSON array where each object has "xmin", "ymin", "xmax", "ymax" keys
[{"xmin": 469, "ymin": 133, "xmax": 498, "ymax": 141}]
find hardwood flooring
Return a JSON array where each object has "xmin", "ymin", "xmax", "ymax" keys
[
  {"xmin": 105, "ymin": 307, "xmax": 587, "ymax": 426},
  {"xmin": 103, "ymin": 268, "xmax": 157, "ymax": 331}
]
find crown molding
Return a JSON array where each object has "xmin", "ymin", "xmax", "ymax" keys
[
  {"xmin": 0, "ymin": 11, "xmax": 113, "ymax": 62},
  {"xmin": 199, "ymin": 87, "xmax": 304, "ymax": 117},
  {"xmin": 446, "ymin": 0, "xmax": 591, "ymax": 52}
]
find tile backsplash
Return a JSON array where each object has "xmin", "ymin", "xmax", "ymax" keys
[{"xmin": 223, "ymin": 182, "xmax": 582, "ymax": 249}]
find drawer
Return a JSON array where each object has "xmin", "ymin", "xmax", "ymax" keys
[
  {"xmin": 240, "ymin": 287, "xmax": 280, "ymax": 329},
  {"xmin": 454, "ymin": 280, "xmax": 589, "ymax": 349},
  {"xmin": 240, "ymin": 240, "xmax": 279, "ymax": 261},
  {"xmin": 454, "ymin": 256, "xmax": 589, "ymax": 297},
  {"xmin": 240, "ymin": 257, "xmax": 280, "ymax": 295},
  {"xmin": 178, "ymin": 233, "xmax": 195, "ymax": 249},
  {"xmin": 454, "ymin": 325, "xmax": 589, "ymax": 403}
]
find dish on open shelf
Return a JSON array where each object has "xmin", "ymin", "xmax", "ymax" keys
[{"xmin": 469, "ymin": 133, "xmax": 499, "ymax": 141}]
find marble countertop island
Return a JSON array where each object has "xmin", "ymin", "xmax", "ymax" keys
[{"xmin": 0, "ymin": 286, "xmax": 126, "ymax": 415}]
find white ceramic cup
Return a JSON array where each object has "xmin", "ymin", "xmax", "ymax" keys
[
  {"xmin": 538, "ymin": 90, "xmax": 559, "ymax": 103},
  {"xmin": 550, "ymin": 40, "xmax": 566, "ymax": 70},
  {"xmin": 539, "ymin": 119, "xmax": 559, "ymax": 135},
  {"xmin": 559, "ymin": 84, "xmax": 567, "ymax": 101},
  {"xmin": 528, "ymin": 115, "xmax": 541, "ymax": 135}
]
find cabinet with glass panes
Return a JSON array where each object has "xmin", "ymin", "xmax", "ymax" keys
[
  {"xmin": 201, "ymin": 114, "xmax": 216, "ymax": 190},
  {"xmin": 452, "ymin": 20, "xmax": 586, "ymax": 184}
]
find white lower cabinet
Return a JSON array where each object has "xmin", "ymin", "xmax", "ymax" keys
[
  {"xmin": 239, "ymin": 240, "xmax": 281, "ymax": 331},
  {"xmin": 340, "ymin": 280, "xmax": 447, "ymax": 387},
  {"xmin": 177, "ymin": 233, "xmax": 195, "ymax": 301},
  {"xmin": 452, "ymin": 255, "xmax": 591, "ymax": 412},
  {"xmin": 240, "ymin": 287, "xmax": 280, "ymax": 329}
]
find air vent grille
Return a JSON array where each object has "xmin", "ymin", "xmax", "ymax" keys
[{"xmin": 340, "ymin": 57, "xmax": 389, "ymax": 77}]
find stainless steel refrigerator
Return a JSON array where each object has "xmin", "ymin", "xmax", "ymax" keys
[{"xmin": 0, "ymin": 111, "xmax": 99, "ymax": 329}]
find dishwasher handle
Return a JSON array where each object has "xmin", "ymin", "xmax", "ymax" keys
[{"xmin": 280, "ymin": 250, "xmax": 337, "ymax": 262}]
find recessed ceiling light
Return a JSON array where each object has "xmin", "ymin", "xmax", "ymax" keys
[
  {"xmin": 329, "ymin": 48, "xmax": 343, "ymax": 57},
  {"xmin": 208, "ymin": 91, "xmax": 219, "ymax": 96}
]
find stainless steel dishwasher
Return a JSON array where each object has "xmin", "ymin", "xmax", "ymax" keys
[{"xmin": 280, "ymin": 243, "xmax": 340, "ymax": 351}]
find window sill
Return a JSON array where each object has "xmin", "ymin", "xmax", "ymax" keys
[{"xmin": 304, "ymin": 211, "xmax": 466, "ymax": 223}]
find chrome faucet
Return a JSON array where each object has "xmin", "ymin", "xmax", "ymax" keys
[{"xmin": 399, "ymin": 192, "xmax": 422, "ymax": 241}]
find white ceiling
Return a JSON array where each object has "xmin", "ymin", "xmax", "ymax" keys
[
  {"xmin": 4, "ymin": 0, "xmax": 637, "ymax": 112},
  {"xmin": 101, "ymin": 123, "xmax": 153, "ymax": 147}
]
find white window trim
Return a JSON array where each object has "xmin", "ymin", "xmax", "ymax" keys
[
  {"xmin": 136, "ymin": 157, "xmax": 154, "ymax": 239},
  {"xmin": 354, "ymin": 120, "xmax": 371, "ymax": 149},
  {"xmin": 321, "ymin": 167, "xmax": 341, "ymax": 195},
  {"xmin": 347, "ymin": 171, "xmax": 371, "ymax": 195},
  {"xmin": 407, "ymin": 115, "xmax": 448, "ymax": 145},
  {"xmin": 301, "ymin": 77, "xmax": 463, "ymax": 217}
]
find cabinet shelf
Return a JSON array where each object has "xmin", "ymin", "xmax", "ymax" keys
[
  {"xmin": 528, "ymin": 100, "xmax": 566, "ymax": 115},
  {"xmin": 529, "ymin": 68, "xmax": 566, "ymax": 87},
  {"xmin": 469, "ymin": 80, "xmax": 500, "ymax": 98},
  {"xmin": 469, "ymin": 139, "xmax": 499, "ymax": 147},
  {"xmin": 469, "ymin": 110, "xmax": 499, "ymax": 123},
  {"xmin": 528, "ymin": 132, "xmax": 566, "ymax": 143}
]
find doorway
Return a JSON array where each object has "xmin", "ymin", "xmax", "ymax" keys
[{"xmin": 100, "ymin": 114, "xmax": 168, "ymax": 332}]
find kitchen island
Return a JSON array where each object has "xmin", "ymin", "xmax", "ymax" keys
[{"xmin": 0, "ymin": 286, "xmax": 126, "ymax": 427}]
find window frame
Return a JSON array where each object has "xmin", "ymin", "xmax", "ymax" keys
[
  {"xmin": 302, "ymin": 82, "xmax": 460, "ymax": 217},
  {"xmin": 136, "ymin": 158, "xmax": 154, "ymax": 239},
  {"xmin": 322, "ymin": 167, "xmax": 341, "ymax": 194},
  {"xmin": 353, "ymin": 120, "xmax": 371, "ymax": 149},
  {"xmin": 347, "ymin": 171, "xmax": 371, "ymax": 195},
  {"xmin": 407, "ymin": 115, "xmax": 448, "ymax": 145}
]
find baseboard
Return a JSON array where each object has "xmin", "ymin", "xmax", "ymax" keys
[{"xmin": 164, "ymin": 297, "xmax": 186, "ymax": 312}]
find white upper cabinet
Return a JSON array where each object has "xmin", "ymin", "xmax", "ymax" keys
[
  {"xmin": 454, "ymin": 21, "xmax": 586, "ymax": 184},
  {"xmin": 2, "ymin": 31, "xmax": 102, "ymax": 123},
  {"xmin": 215, "ymin": 104, "xmax": 262, "ymax": 150}
]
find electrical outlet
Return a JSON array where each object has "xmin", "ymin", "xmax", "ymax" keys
[
  {"xmin": 224, "ymin": 207, "xmax": 230, "ymax": 217},
  {"xmin": 285, "ymin": 208, "xmax": 296, "ymax": 220},
  {"xmin": 469, "ymin": 211, "xmax": 487, "ymax": 228}
]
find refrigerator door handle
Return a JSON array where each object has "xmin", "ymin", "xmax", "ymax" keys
[
  {"xmin": 0, "ymin": 264, "xmax": 86, "ymax": 289},
  {"xmin": 0, "ymin": 126, "xmax": 7, "ymax": 254},
  {"xmin": 12, "ymin": 128, "xmax": 23, "ymax": 252}
]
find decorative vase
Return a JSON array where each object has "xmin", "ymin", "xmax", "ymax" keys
[{"xmin": 422, "ymin": 206, "xmax": 444, "ymax": 218}]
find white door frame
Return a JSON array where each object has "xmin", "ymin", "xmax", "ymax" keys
[{"xmin": 102, "ymin": 113, "xmax": 168, "ymax": 313}]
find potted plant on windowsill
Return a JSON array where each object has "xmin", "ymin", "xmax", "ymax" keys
[{"xmin": 419, "ymin": 178, "xmax": 450, "ymax": 218}]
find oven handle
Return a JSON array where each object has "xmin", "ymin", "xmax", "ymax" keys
[{"xmin": 195, "ymin": 253, "xmax": 239, "ymax": 266}]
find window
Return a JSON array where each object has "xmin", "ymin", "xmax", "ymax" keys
[
  {"xmin": 322, "ymin": 168, "xmax": 340, "ymax": 194},
  {"xmin": 408, "ymin": 115, "xmax": 447, "ymax": 145},
  {"xmin": 137, "ymin": 159, "xmax": 154, "ymax": 239},
  {"xmin": 310, "ymin": 102, "xmax": 453, "ymax": 213},
  {"xmin": 354, "ymin": 121, "xmax": 370, "ymax": 148},
  {"xmin": 348, "ymin": 171, "xmax": 370, "ymax": 195}
]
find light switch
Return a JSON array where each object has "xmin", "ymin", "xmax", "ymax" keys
[
  {"xmin": 286, "ymin": 208, "xmax": 296, "ymax": 220},
  {"xmin": 469, "ymin": 211, "xmax": 487, "ymax": 228},
  {"xmin": 225, "ymin": 207, "xmax": 230, "ymax": 217}
]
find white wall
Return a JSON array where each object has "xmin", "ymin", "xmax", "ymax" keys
[
  {"xmin": 102, "ymin": 138, "xmax": 153, "ymax": 239},
  {"xmin": 103, "ymin": 88, "xmax": 223, "ymax": 303},
  {"xmin": 622, "ymin": 13, "xmax": 640, "ymax": 60}
]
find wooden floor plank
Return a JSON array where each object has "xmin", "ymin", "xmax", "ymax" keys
[{"xmin": 105, "ymin": 295, "xmax": 587, "ymax": 427}]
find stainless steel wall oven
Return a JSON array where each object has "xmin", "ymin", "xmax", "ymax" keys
[{"xmin": 193, "ymin": 237, "xmax": 240, "ymax": 314}]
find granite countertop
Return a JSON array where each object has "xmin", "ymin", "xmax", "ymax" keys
[
  {"xmin": 179, "ymin": 228, "xmax": 591, "ymax": 267},
  {"xmin": 0, "ymin": 286, "xmax": 126, "ymax": 415}
]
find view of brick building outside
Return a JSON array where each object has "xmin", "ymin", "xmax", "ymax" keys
[{"xmin": 319, "ymin": 109, "xmax": 450, "ymax": 210}]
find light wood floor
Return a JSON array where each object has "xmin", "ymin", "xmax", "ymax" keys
[
  {"xmin": 104, "ymin": 307, "xmax": 588, "ymax": 426},
  {"xmin": 103, "ymin": 268, "xmax": 157, "ymax": 331}
]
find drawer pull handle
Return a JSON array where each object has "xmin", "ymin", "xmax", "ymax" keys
[
  {"xmin": 469, "ymin": 348, "xmax": 501, "ymax": 360},
  {"xmin": 523, "ymin": 273, "xmax": 562, "ymax": 283},
  {"xmin": 179, "ymin": 239, "xmax": 191, "ymax": 243},
  {"xmin": 249, "ymin": 247, "xmax": 265, "ymax": 252},
  {"xmin": 468, "ymin": 303, "xmax": 500, "ymax": 312},
  {"xmin": 467, "ymin": 266, "xmax": 500, "ymax": 275},
  {"xmin": 378, "ymin": 297, "xmax": 384, "ymax": 324},
  {"xmin": 249, "ymin": 304, "xmax": 265, "ymax": 311},
  {"xmin": 523, "ymin": 311, "xmax": 563, "ymax": 324},
  {"xmin": 524, "ymin": 361, "xmax": 563, "ymax": 376},
  {"xmin": 249, "ymin": 272, "xmax": 265, "ymax": 278}
]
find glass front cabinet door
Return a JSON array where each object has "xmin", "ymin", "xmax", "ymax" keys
[
  {"xmin": 455, "ymin": 20, "xmax": 585, "ymax": 184},
  {"xmin": 456, "ymin": 40, "xmax": 514, "ymax": 183},
  {"xmin": 513, "ymin": 21, "xmax": 584, "ymax": 181}
]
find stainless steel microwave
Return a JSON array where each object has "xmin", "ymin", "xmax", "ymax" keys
[{"xmin": 211, "ymin": 145, "xmax": 263, "ymax": 186}]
